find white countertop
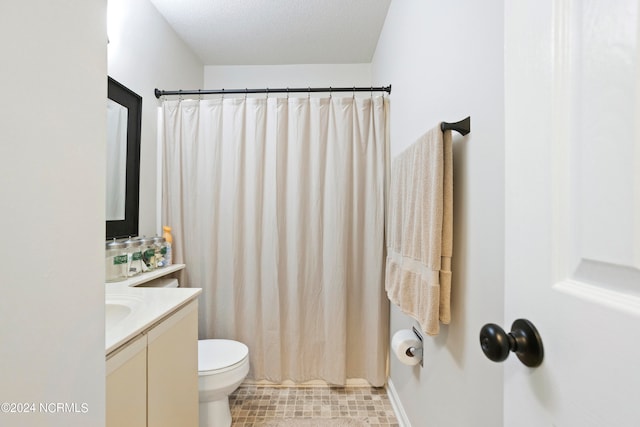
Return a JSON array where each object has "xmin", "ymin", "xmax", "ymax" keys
[{"xmin": 105, "ymin": 286, "xmax": 201, "ymax": 355}]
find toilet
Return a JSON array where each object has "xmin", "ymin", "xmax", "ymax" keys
[
  {"xmin": 198, "ymin": 339, "xmax": 249, "ymax": 427},
  {"xmin": 139, "ymin": 277, "xmax": 250, "ymax": 427}
]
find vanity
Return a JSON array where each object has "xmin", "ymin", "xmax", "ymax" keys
[
  {"xmin": 105, "ymin": 78, "xmax": 200, "ymax": 426},
  {"xmin": 105, "ymin": 265, "xmax": 201, "ymax": 427}
]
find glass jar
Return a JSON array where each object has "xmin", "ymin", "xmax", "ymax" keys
[
  {"xmin": 140, "ymin": 236, "xmax": 157, "ymax": 272},
  {"xmin": 105, "ymin": 239, "xmax": 128, "ymax": 282},
  {"xmin": 153, "ymin": 236, "xmax": 167, "ymax": 268},
  {"xmin": 124, "ymin": 237, "xmax": 144, "ymax": 277}
]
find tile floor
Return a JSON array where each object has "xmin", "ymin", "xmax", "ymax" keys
[{"xmin": 229, "ymin": 384, "xmax": 399, "ymax": 426}]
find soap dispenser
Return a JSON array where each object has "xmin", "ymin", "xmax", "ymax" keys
[{"xmin": 162, "ymin": 226, "xmax": 173, "ymax": 266}]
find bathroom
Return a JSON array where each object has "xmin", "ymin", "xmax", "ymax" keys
[{"xmin": 2, "ymin": 0, "xmax": 640, "ymax": 426}]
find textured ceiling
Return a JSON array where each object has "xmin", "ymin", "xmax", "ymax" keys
[{"xmin": 149, "ymin": 0, "xmax": 391, "ymax": 65}]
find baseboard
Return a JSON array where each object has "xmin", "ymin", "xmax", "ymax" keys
[
  {"xmin": 386, "ymin": 378, "xmax": 411, "ymax": 427},
  {"xmin": 242, "ymin": 378, "xmax": 373, "ymax": 388}
]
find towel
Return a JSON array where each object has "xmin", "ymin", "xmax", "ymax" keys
[{"xmin": 385, "ymin": 125, "xmax": 453, "ymax": 336}]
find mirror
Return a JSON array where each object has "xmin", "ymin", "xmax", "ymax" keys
[{"xmin": 106, "ymin": 77, "xmax": 142, "ymax": 239}]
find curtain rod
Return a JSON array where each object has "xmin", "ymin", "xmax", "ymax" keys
[{"xmin": 154, "ymin": 85, "xmax": 392, "ymax": 99}]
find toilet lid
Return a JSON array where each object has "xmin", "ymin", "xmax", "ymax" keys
[{"xmin": 198, "ymin": 339, "xmax": 249, "ymax": 372}]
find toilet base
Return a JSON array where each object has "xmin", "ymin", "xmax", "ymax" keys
[{"xmin": 199, "ymin": 396, "xmax": 231, "ymax": 427}]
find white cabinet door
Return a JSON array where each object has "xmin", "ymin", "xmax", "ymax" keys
[
  {"xmin": 147, "ymin": 300, "xmax": 199, "ymax": 427},
  {"xmin": 106, "ymin": 334, "xmax": 147, "ymax": 427},
  {"xmin": 505, "ymin": 0, "xmax": 640, "ymax": 425}
]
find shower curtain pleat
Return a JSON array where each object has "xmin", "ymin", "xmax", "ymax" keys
[{"xmin": 162, "ymin": 96, "xmax": 388, "ymax": 386}]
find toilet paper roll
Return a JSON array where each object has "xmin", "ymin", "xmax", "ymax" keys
[{"xmin": 392, "ymin": 329, "xmax": 422, "ymax": 366}]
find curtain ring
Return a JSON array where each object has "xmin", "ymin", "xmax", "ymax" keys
[
  {"xmin": 221, "ymin": 88, "xmax": 225, "ymax": 100},
  {"xmin": 371, "ymin": 86, "xmax": 373, "ymax": 98},
  {"xmin": 244, "ymin": 88, "xmax": 248, "ymax": 100},
  {"xmin": 329, "ymin": 86, "xmax": 332, "ymax": 99},
  {"xmin": 178, "ymin": 90, "xmax": 183, "ymax": 102},
  {"xmin": 286, "ymin": 87, "xmax": 289, "ymax": 99},
  {"xmin": 308, "ymin": 87, "xmax": 311, "ymax": 99},
  {"xmin": 198, "ymin": 89, "xmax": 202, "ymax": 101},
  {"xmin": 353, "ymin": 86, "xmax": 356, "ymax": 100},
  {"xmin": 266, "ymin": 87, "xmax": 269, "ymax": 99}
]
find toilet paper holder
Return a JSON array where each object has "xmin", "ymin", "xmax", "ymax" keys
[{"xmin": 408, "ymin": 327, "xmax": 424, "ymax": 367}]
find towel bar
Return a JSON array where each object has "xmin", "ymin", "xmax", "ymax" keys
[{"xmin": 441, "ymin": 116, "xmax": 471, "ymax": 136}]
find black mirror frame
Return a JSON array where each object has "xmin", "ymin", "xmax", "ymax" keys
[{"xmin": 106, "ymin": 77, "xmax": 142, "ymax": 239}]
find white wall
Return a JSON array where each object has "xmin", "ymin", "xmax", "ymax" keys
[
  {"xmin": 0, "ymin": 2, "xmax": 106, "ymax": 426},
  {"xmin": 372, "ymin": 1, "xmax": 505, "ymax": 426},
  {"xmin": 108, "ymin": 0, "xmax": 203, "ymax": 237},
  {"xmin": 204, "ymin": 64, "xmax": 372, "ymax": 93}
]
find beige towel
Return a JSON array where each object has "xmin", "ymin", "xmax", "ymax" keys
[{"xmin": 385, "ymin": 125, "xmax": 453, "ymax": 335}]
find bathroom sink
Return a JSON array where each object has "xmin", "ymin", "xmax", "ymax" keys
[
  {"xmin": 105, "ymin": 303, "xmax": 132, "ymax": 329},
  {"xmin": 105, "ymin": 286, "xmax": 202, "ymax": 354},
  {"xmin": 105, "ymin": 294, "xmax": 144, "ymax": 330}
]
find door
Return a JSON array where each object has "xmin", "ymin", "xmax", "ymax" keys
[{"xmin": 505, "ymin": 0, "xmax": 640, "ymax": 426}]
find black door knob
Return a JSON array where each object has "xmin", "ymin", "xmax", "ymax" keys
[{"xmin": 479, "ymin": 319, "xmax": 544, "ymax": 367}]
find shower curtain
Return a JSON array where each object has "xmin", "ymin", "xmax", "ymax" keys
[{"xmin": 161, "ymin": 96, "xmax": 388, "ymax": 386}]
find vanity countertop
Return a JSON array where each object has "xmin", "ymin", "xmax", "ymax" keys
[{"xmin": 105, "ymin": 285, "xmax": 201, "ymax": 355}]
